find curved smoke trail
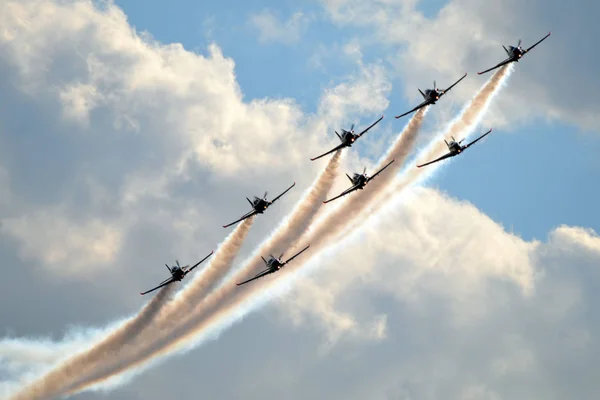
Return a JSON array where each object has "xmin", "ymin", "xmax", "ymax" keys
[
  {"xmin": 356, "ymin": 64, "xmax": 514, "ymax": 228},
  {"xmin": 54, "ymin": 114, "xmax": 423, "ymax": 395},
  {"xmin": 8, "ymin": 65, "xmax": 511, "ymax": 399},
  {"xmin": 5, "ymin": 286, "xmax": 174, "ymax": 400},
  {"xmin": 7, "ymin": 218, "xmax": 255, "ymax": 400},
  {"xmin": 40, "ymin": 151, "xmax": 342, "ymax": 397}
]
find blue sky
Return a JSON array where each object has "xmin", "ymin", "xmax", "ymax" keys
[
  {"xmin": 115, "ymin": 0, "xmax": 599, "ymax": 241},
  {"xmin": 1, "ymin": 1, "xmax": 599, "ymax": 399}
]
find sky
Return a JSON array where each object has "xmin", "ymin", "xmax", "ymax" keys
[{"xmin": 0, "ymin": 0, "xmax": 599, "ymax": 399}]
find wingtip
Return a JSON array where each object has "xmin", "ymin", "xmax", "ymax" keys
[
  {"xmin": 477, "ymin": 72, "xmax": 484, "ymax": 75},
  {"xmin": 394, "ymin": 116, "xmax": 401, "ymax": 119},
  {"xmin": 548, "ymin": 31, "xmax": 552, "ymax": 35},
  {"xmin": 416, "ymin": 165, "xmax": 423, "ymax": 168}
]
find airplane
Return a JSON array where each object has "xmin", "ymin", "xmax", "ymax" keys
[
  {"xmin": 395, "ymin": 73, "xmax": 467, "ymax": 119},
  {"xmin": 416, "ymin": 128, "xmax": 493, "ymax": 168},
  {"xmin": 236, "ymin": 244, "xmax": 311, "ymax": 286},
  {"xmin": 140, "ymin": 251, "xmax": 214, "ymax": 295},
  {"xmin": 477, "ymin": 32, "xmax": 551, "ymax": 75},
  {"xmin": 223, "ymin": 182, "xmax": 296, "ymax": 228},
  {"xmin": 310, "ymin": 115, "xmax": 384, "ymax": 161},
  {"xmin": 323, "ymin": 159, "xmax": 395, "ymax": 204}
]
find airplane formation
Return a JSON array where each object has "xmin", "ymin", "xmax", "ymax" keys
[{"xmin": 140, "ymin": 32, "xmax": 551, "ymax": 295}]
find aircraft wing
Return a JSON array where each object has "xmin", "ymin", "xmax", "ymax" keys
[
  {"xmin": 236, "ymin": 268, "xmax": 273, "ymax": 286},
  {"xmin": 223, "ymin": 209, "xmax": 258, "ymax": 228},
  {"xmin": 310, "ymin": 143, "xmax": 345, "ymax": 161},
  {"xmin": 270, "ymin": 182, "xmax": 296, "ymax": 203},
  {"xmin": 525, "ymin": 32, "xmax": 551, "ymax": 53},
  {"xmin": 441, "ymin": 73, "xmax": 468, "ymax": 95},
  {"xmin": 394, "ymin": 100, "xmax": 430, "ymax": 119},
  {"xmin": 416, "ymin": 151, "xmax": 455, "ymax": 168},
  {"xmin": 282, "ymin": 245, "xmax": 310, "ymax": 266},
  {"xmin": 323, "ymin": 183, "xmax": 361, "ymax": 204},
  {"xmin": 186, "ymin": 250, "xmax": 214, "ymax": 273},
  {"xmin": 140, "ymin": 277, "xmax": 175, "ymax": 295},
  {"xmin": 356, "ymin": 115, "xmax": 384, "ymax": 138},
  {"xmin": 366, "ymin": 159, "xmax": 395, "ymax": 183},
  {"xmin": 477, "ymin": 57, "xmax": 514, "ymax": 75},
  {"xmin": 463, "ymin": 128, "xmax": 493, "ymax": 150}
]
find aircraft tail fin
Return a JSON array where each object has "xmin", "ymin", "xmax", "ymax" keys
[
  {"xmin": 418, "ymin": 89, "xmax": 426, "ymax": 99},
  {"xmin": 335, "ymin": 131, "xmax": 342, "ymax": 141}
]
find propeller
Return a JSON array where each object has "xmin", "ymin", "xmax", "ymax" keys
[
  {"xmin": 350, "ymin": 123, "xmax": 355, "ymax": 133},
  {"xmin": 517, "ymin": 38, "xmax": 522, "ymax": 47},
  {"xmin": 165, "ymin": 264, "xmax": 172, "ymax": 272},
  {"xmin": 279, "ymin": 252, "xmax": 284, "ymax": 260},
  {"xmin": 433, "ymin": 80, "xmax": 436, "ymax": 89},
  {"xmin": 176, "ymin": 260, "xmax": 180, "ymax": 268},
  {"xmin": 264, "ymin": 191, "xmax": 268, "ymax": 200}
]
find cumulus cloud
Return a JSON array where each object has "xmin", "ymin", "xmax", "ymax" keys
[
  {"xmin": 265, "ymin": 187, "xmax": 600, "ymax": 399},
  {"xmin": 319, "ymin": 0, "xmax": 598, "ymax": 131},
  {"xmin": 249, "ymin": 9, "xmax": 313, "ymax": 45},
  {"xmin": 0, "ymin": 0, "xmax": 390, "ymax": 280}
]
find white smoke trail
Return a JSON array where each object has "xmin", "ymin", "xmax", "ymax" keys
[
  {"xmin": 7, "ymin": 65, "xmax": 512, "ymax": 399},
  {"xmin": 61, "ymin": 66, "xmax": 511, "ymax": 394},
  {"xmin": 50, "ymin": 115, "xmax": 424, "ymax": 394},
  {"xmin": 7, "ymin": 219, "xmax": 255, "ymax": 400},
  {"xmin": 37, "ymin": 151, "xmax": 342, "ymax": 397}
]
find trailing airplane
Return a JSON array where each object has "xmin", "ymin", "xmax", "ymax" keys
[
  {"xmin": 236, "ymin": 245, "xmax": 311, "ymax": 286},
  {"xmin": 140, "ymin": 251, "xmax": 214, "ymax": 295},
  {"xmin": 223, "ymin": 182, "xmax": 296, "ymax": 228},
  {"xmin": 310, "ymin": 115, "xmax": 384, "ymax": 161},
  {"xmin": 478, "ymin": 32, "xmax": 551, "ymax": 75},
  {"xmin": 395, "ymin": 73, "xmax": 467, "ymax": 119},
  {"xmin": 416, "ymin": 128, "xmax": 493, "ymax": 168},
  {"xmin": 323, "ymin": 159, "xmax": 395, "ymax": 204}
]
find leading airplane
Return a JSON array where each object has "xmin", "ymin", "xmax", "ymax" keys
[
  {"xmin": 310, "ymin": 115, "xmax": 384, "ymax": 161},
  {"xmin": 477, "ymin": 32, "xmax": 551, "ymax": 75},
  {"xmin": 395, "ymin": 73, "xmax": 467, "ymax": 119},
  {"xmin": 323, "ymin": 159, "xmax": 395, "ymax": 204},
  {"xmin": 236, "ymin": 244, "xmax": 311, "ymax": 286},
  {"xmin": 223, "ymin": 182, "xmax": 296, "ymax": 228},
  {"xmin": 416, "ymin": 128, "xmax": 493, "ymax": 168},
  {"xmin": 140, "ymin": 251, "xmax": 214, "ymax": 295}
]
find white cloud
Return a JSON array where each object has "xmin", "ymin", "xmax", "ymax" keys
[
  {"xmin": 249, "ymin": 9, "xmax": 313, "ymax": 45},
  {"xmin": 1, "ymin": 209, "xmax": 123, "ymax": 276},
  {"xmin": 319, "ymin": 0, "xmax": 599, "ymax": 132},
  {"xmin": 0, "ymin": 0, "xmax": 390, "ymax": 280},
  {"xmin": 268, "ymin": 187, "xmax": 600, "ymax": 399}
]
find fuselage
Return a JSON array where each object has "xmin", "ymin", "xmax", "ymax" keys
[
  {"xmin": 352, "ymin": 174, "xmax": 368, "ymax": 188},
  {"xmin": 171, "ymin": 266, "xmax": 186, "ymax": 281},
  {"xmin": 507, "ymin": 46, "xmax": 525, "ymax": 60},
  {"xmin": 267, "ymin": 258, "xmax": 284, "ymax": 271},
  {"xmin": 341, "ymin": 130, "xmax": 357, "ymax": 146},
  {"xmin": 447, "ymin": 141, "xmax": 463, "ymax": 154},
  {"xmin": 424, "ymin": 88, "xmax": 442, "ymax": 103},
  {"xmin": 253, "ymin": 198, "xmax": 270, "ymax": 212}
]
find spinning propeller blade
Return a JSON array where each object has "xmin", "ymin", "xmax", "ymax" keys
[
  {"xmin": 176, "ymin": 260, "xmax": 180, "ymax": 268},
  {"xmin": 264, "ymin": 191, "xmax": 268, "ymax": 200},
  {"xmin": 517, "ymin": 38, "xmax": 522, "ymax": 47}
]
